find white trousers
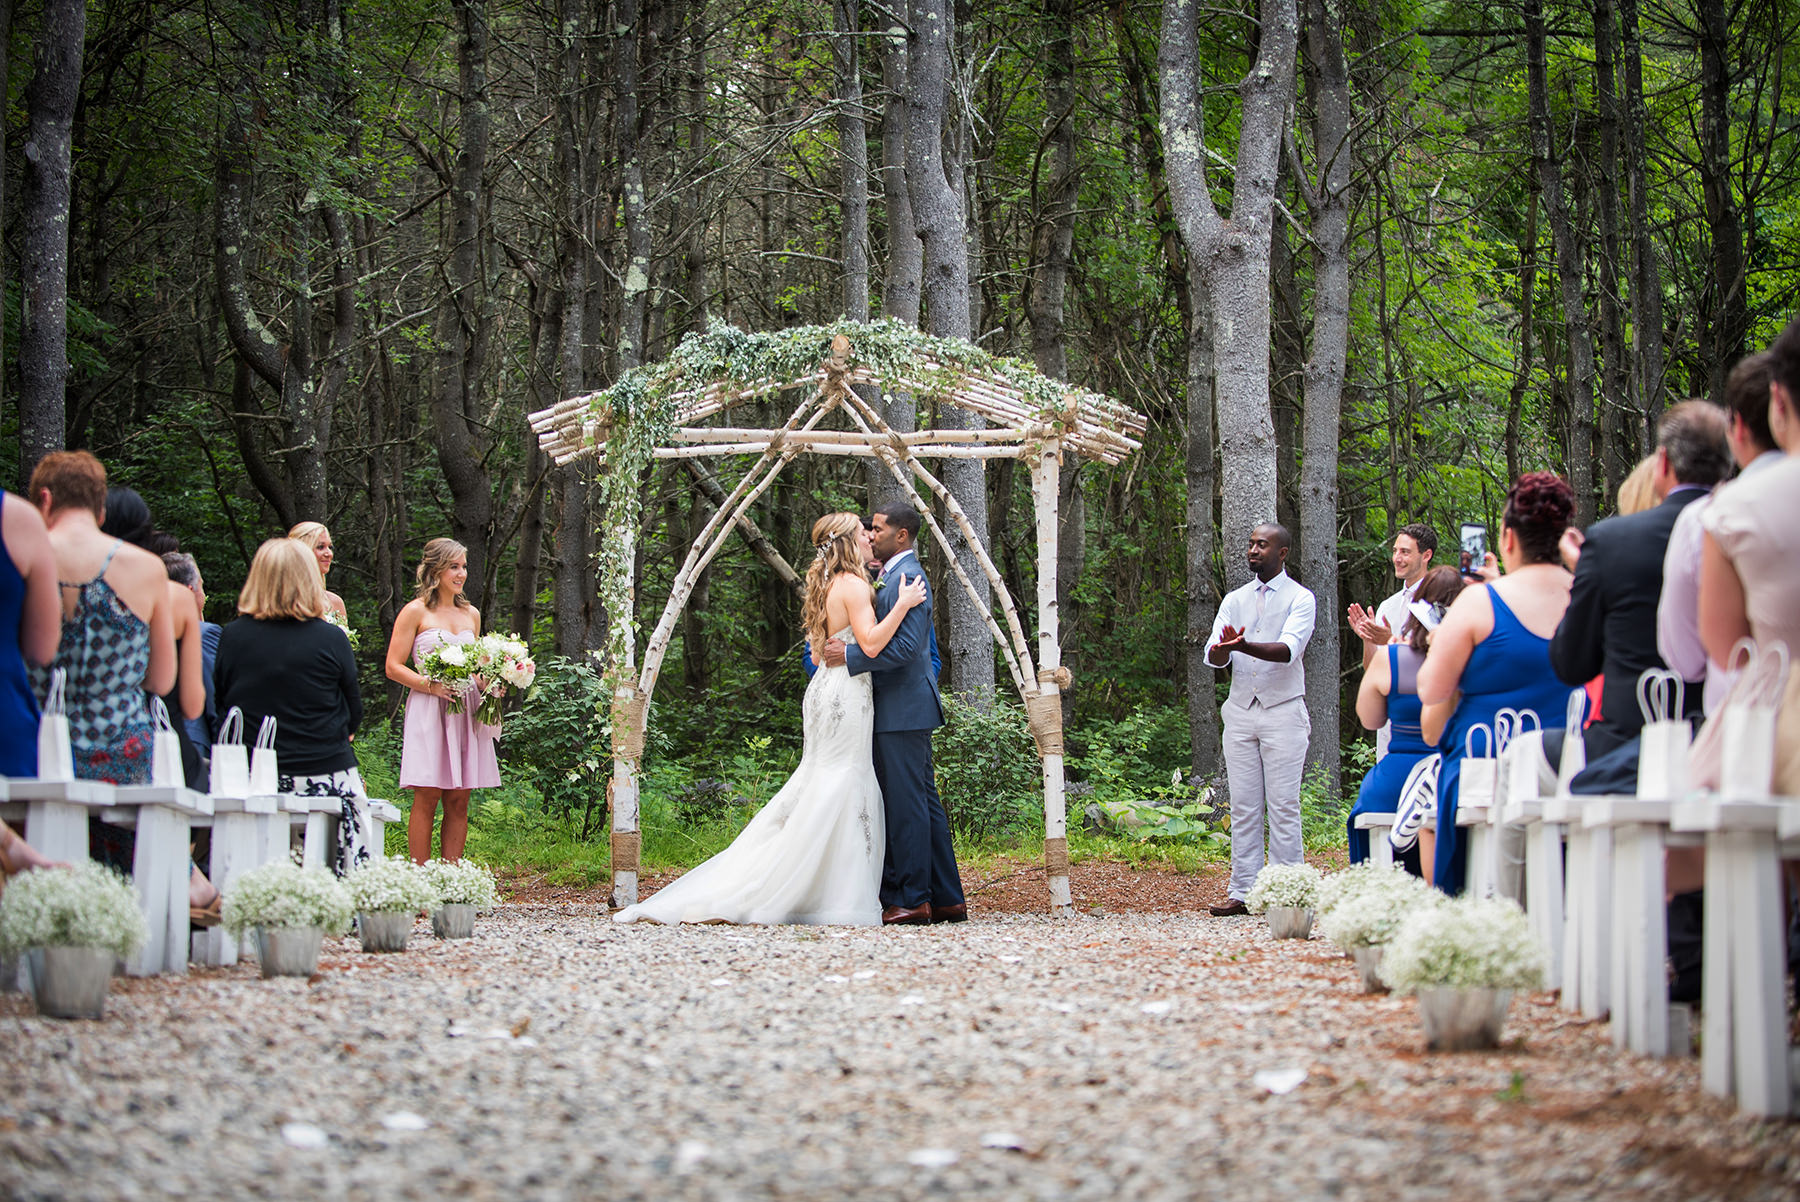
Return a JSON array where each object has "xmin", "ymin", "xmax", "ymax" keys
[{"xmin": 1223, "ymin": 696, "xmax": 1311, "ymax": 899}]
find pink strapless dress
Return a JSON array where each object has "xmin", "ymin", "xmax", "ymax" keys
[{"xmin": 399, "ymin": 628, "xmax": 501, "ymax": 790}]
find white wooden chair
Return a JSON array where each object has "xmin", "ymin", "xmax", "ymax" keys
[
  {"xmin": 1353, "ymin": 811, "xmax": 1397, "ymax": 869},
  {"xmin": 102, "ymin": 785, "xmax": 212, "ymax": 977}
]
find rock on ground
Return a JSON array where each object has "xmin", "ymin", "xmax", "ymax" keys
[{"xmin": 1, "ymin": 904, "xmax": 1795, "ymax": 1201}]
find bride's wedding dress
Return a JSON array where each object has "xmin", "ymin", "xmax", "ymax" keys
[{"xmin": 614, "ymin": 627, "xmax": 884, "ymax": 925}]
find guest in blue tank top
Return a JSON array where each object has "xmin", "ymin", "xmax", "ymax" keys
[
  {"xmin": 1, "ymin": 490, "xmax": 62, "ymax": 776},
  {"xmin": 1418, "ymin": 473, "xmax": 1578, "ymax": 895},
  {"xmin": 1348, "ymin": 566, "xmax": 1468, "ymax": 865}
]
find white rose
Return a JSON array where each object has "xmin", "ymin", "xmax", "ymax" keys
[{"xmin": 438, "ymin": 644, "xmax": 467, "ymax": 667}]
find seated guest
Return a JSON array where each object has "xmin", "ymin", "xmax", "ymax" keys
[
  {"xmin": 1418, "ymin": 472, "xmax": 1576, "ymax": 895},
  {"xmin": 214, "ymin": 539, "xmax": 370, "ymax": 874},
  {"xmin": 1701, "ymin": 317, "xmax": 1800, "ymax": 797},
  {"xmin": 2, "ymin": 489, "xmax": 60, "ymax": 776},
  {"xmin": 1661, "ymin": 353, "xmax": 1782, "ymax": 716},
  {"xmin": 1551, "ymin": 401, "xmax": 1730, "ymax": 760},
  {"xmin": 1348, "ymin": 566, "xmax": 1465, "ymax": 868},
  {"xmin": 27, "ymin": 452, "xmax": 176, "ymax": 784},
  {"xmin": 163, "ymin": 553, "xmax": 222, "ymax": 753}
]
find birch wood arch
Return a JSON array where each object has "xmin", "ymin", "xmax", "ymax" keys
[{"xmin": 528, "ymin": 320, "xmax": 1146, "ymax": 913}]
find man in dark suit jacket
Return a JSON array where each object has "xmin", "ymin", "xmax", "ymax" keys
[
  {"xmin": 1550, "ymin": 401, "xmax": 1733, "ymax": 759},
  {"xmin": 821, "ymin": 502, "xmax": 966, "ymax": 926}
]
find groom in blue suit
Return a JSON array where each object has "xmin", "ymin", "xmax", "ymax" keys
[{"xmin": 821, "ymin": 502, "xmax": 967, "ymax": 925}]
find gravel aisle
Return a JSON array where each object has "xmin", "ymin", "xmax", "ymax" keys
[{"xmin": 2, "ymin": 905, "xmax": 1795, "ymax": 1201}]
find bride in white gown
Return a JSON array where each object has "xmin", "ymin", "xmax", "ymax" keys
[{"xmin": 614, "ymin": 512, "xmax": 927, "ymax": 926}]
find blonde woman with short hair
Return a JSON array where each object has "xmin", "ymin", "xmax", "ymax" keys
[
  {"xmin": 288, "ymin": 521, "xmax": 348, "ymax": 623},
  {"xmin": 214, "ymin": 539, "xmax": 370, "ymax": 873}
]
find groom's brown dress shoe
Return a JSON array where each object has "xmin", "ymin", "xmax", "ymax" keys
[
  {"xmin": 930, "ymin": 903, "xmax": 967, "ymax": 924},
  {"xmin": 1208, "ymin": 898, "xmax": 1249, "ymax": 917},
  {"xmin": 881, "ymin": 903, "xmax": 933, "ymax": 925}
]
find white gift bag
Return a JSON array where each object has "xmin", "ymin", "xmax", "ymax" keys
[
  {"xmin": 149, "ymin": 696, "xmax": 185, "ymax": 789},
  {"xmin": 1634, "ymin": 669, "xmax": 1690, "ymax": 801},
  {"xmin": 209, "ymin": 707, "xmax": 249, "ymax": 797},
  {"xmin": 249, "ymin": 716, "xmax": 280, "ymax": 796},
  {"xmin": 1459, "ymin": 723, "xmax": 1498, "ymax": 813},
  {"xmin": 36, "ymin": 667, "xmax": 73, "ymax": 782}
]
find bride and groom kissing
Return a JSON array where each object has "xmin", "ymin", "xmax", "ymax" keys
[{"xmin": 615, "ymin": 502, "xmax": 967, "ymax": 928}]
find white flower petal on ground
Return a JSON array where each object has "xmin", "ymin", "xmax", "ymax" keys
[
  {"xmin": 381, "ymin": 1112, "xmax": 430, "ymax": 1132},
  {"xmin": 281, "ymin": 1123, "xmax": 328, "ymax": 1148},
  {"xmin": 907, "ymin": 1148, "xmax": 959, "ymax": 1168},
  {"xmin": 980, "ymin": 1132, "xmax": 1026, "ymax": 1151},
  {"xmin": 1252, "ymin": 1067, "xmax": 1308, "ymax": 1095},
  {"xmin": 1140, "ymin": 1000, "xmax": 1173, "ymax": 1016}
]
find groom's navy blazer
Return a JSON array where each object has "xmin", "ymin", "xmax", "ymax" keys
[{"xmin": 845, "ymin": 549, "xmax": 944, "ymax": 733}]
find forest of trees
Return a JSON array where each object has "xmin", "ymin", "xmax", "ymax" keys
[{"xmin": 2, "ymin": 0, "xmax": 1797, "ymax": 797}]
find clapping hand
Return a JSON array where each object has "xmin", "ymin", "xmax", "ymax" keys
[
  {"xmin": 1347, "ymin": 602, "xmax": 1391, "ymax": 645},
  {"xmin": 1213, "ymin": 623, "xmax": 1247, "ymax": 655}
]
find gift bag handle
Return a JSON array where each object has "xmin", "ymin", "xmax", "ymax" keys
[
  {"xmin": 43, "ymin": 667, "xmax": 66, "ymax": 717},
  {"xmin": 150, "ymin": 695, "xmax": 175, "ymax": 732},
  {"xmin": 1464, "ymin": 722, "xmax": 1494, "ymax": 760},
  {"xmin": 255, "ymin": 715, "xmax": 279, "ymax": 751},
  {"xmin": 216, "ymin": 706, "xmax": 244, "ymax": 745}
]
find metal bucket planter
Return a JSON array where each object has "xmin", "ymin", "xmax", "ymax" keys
[
  {"xmin": 431, "ymin": 904, "xmax": 476, "ymax": 940},
  {"xmin": 257, "ymin": 927, "xmax": 325, "ymax": 977},
  {"xmin": 27, "ymin": 946, "xmax": 115, "ymax": 1019},
  {"xmin": 1352, "ymin": 945, "xmax": 1388, "ymax": 993},
  {"xmin": 358, "ymin": 910, "xmax": 414, "ymax": 953},
  {"xmin": 1265, "ymin": 906, "xmax": 1315, "ymax": 940},
  {"xmin": 1417, "ymin": 986, "xmax": 1514, "ymax": 1051}
]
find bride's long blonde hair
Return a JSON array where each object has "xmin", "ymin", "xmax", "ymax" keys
[{"xmin": 802, "ymin": 512, "xmax": 869, "ymax": 656}]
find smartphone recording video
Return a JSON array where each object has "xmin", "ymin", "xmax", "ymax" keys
[{"xmin": 1459, "ymin": 523, "xmax": 1487, "ymax": 577}]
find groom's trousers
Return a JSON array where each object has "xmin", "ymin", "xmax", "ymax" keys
[{"xmin": 872, "ymin": 728, "xmax": 965, "ymax": 910}]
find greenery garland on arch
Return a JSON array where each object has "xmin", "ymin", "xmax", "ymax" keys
[{"xmin": 581, "ymin": 317, "xmax": 1102, "ymax": 699}]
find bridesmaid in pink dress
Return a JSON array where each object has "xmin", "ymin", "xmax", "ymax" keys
[{"xmin": 383, "ymin": 538, "xmax": 499, "ymax": 862}]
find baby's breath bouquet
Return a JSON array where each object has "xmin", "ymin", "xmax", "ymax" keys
[
  {"xmin": 1380, "ymin": 897, "xmax": 1545, "ymax": 993},
  {"xmin": 0, "ymin": 863, "xmax": 146, "ymax": 958},
  {"xmin": 418, "ymin": 640, "xmax": 476, "ymax": 714},
  {"xmin": 322, "ymin": 608, "xmax": 361, "ymax": 650},
  {"xmin": 1245, "ymin": 862, "xmax": 1322, "ymax": 914},
  {"xmin": 421, "ymin": 859, "xmax": 500, "ymax": 911},
  {"xmin": 1319, "ymin": 869, "xmax": 1440, "ymax": 952},
  {"xmin": 345, "ymin": 857, "xmax": 439, "ymax": 915},
  {"xmin": 1316, "ymin": 862, "xmax": 1408, "ymax": 919},
  {"xmin": 222, "ymin": 860, "xmax": 353, "ymax": 936},
  {"xmin": 467, "ymin": 632, "xmax": 536, "ymax": 725}
]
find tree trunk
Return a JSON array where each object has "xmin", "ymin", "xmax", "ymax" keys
[
  {"xmin": 1525, "ymin": 0, "xmax": 1598, "ymax": 526},
  {"xmin": 1697, "ymin": 0, "xmax": 1746, "ymax": 404},
  {"xmin": 17, "ymin": 0, "xmax": 87, "ymax": 477},
  {"xmin": 833, "ymin": 0, "xmax": 871, "ymax": 324},
  {"xmin": 1617, "ymin": 0, "xmax": 1666, "ymax": 431},
  {"xmin": 0, "ymin": 0, "xmax": 13, "ymax": 466},
  {"xmin": 1162, "ymin": 0, "xmax": 1299, "ymax": 596},
  {"xmin": 907, "ymin": 0, "xmax": 992, "ymax": 698},
  {"xmin": 874, "ymin": 16, "xmax": 921, "ymax": 509},
  {"xmin": 433, "ymin": 0, "xmax": 497, "ymax": 608},
  {"xmin": 1593, "ymin": 0, "xmax": 1632, "ymax": 498},
  {"xmin": 1297, "ymin": 0, "xmax": 1353, "ymax": 798}
]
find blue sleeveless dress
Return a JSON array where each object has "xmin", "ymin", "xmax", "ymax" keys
[
  {"xmin": 0, "ymin": 494, "xmax": 41, "ymax": 775},
  {"xmin": 1433, "ymin": 585, "xmax": 1569, "ymax": 894},
  {"xmin": 28, "ymin": 541, "xmax": 154, "ymax": 785},
  {"xmin": 1348, "ymin": 642, "xmax": 1430, "ymax": 863}
]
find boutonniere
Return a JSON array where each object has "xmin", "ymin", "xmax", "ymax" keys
[{"xmin": 873, "ymin": 577, "xmax": 886, "ymax": 592}]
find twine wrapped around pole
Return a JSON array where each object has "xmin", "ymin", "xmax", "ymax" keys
[
  {"xmin": 610, "ymin": 831, "xmax": 641, "ymax": 873},
  {"xmin": 1044, "ymin": 836, "xmax": 1070, "ymax": 876},
  {"xmin": 613, "ymin": 686, "xmax": 649, "ymax": 762},
  {"xmin": 1025, "ymin": 690, "xmax": 1064, "ymax": 758}
]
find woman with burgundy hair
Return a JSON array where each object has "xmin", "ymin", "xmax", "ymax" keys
[{"xmin": 1417, "ymin": 473, "xmax": 1579, "ymax": 894}]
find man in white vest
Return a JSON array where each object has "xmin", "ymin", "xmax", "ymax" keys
[{"xmin": 1203, "ymin": 523, "xmax": 1317, "ymax": 916}]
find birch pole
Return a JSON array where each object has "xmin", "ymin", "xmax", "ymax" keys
[
  {"xmin": 1031, "ymin": 441, "xmax": 1072, "ymax": 913},
  {"xmin": 609, "ymin": 509, "xmax": 642, "ymax": 908}
]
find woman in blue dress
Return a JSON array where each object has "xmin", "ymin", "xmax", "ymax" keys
[
  {"xmin": 1348, "ymin": 566, "xmax": 1467, "ymax": 867},
  {"xmin": 1418, "ymin": 473, "xmax": 1577, "ymax": 895}
]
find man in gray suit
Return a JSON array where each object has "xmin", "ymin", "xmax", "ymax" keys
[{"xmin": 821, "ymin": 502, "xmax": 966, "ymax": 925}]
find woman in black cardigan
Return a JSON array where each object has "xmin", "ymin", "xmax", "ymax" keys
[{"xmin": 214, "ymin": 538, "xmax": 370, "ymax": 874}]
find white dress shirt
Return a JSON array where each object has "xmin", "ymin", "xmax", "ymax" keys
[
  {"xmin": 1659, "ymin": 450, "xmax": 1785, "ymax": 714},
  {"xmin": 1205, "ymin": 569, "xmax": 1317, "ymax": 707}
]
